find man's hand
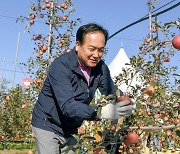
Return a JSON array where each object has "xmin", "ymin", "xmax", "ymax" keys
[{"xmin": 99, "ymin": 100, "xmax": 133, "ymax": 120}]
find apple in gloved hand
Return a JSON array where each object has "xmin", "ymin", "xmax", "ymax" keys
[
  {"xmin": 117, "ymin": 96, "xmax": 133, "ymax": 105},
  {"xmin": 98, "ymin": 96, "xmax": 134, "ymax": 120}
]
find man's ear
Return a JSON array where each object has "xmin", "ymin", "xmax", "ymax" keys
[{"xmin": 75, "ymin": 41, "xmax": 80, "ymax": 51}]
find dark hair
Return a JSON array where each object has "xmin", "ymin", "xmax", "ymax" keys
[{"xmin": 76, "ymin": 23, "xmax": 109, "ymax": 45}]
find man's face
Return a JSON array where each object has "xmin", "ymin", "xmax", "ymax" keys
[{"xmin": 75, "ymin": 31, "xmax": 105, "ymax": 68}]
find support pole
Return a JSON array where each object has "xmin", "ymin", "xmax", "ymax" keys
[
  {"xmin": 0, "ymin": 57, "xmax": 6, "ymax": 86},
  {"xmin": 148, "ymin": 0, "xmax": 153, "ymax": 45},
  {"xmin": 47, "ymin": 0, "xmax": 54, "ymax": 62},
  {"xmin": 12, "ymin": 32, "xmax": 20, "ymax": 87}
]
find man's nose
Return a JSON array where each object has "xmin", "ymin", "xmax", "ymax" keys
[{"xmin": 93, "ymin": 50, "xmax": 99, "ymax": 57}]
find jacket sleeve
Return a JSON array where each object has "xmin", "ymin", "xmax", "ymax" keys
[{"xmin": 48, "ymin": 58, "xmax": 97, "ymax": 120}]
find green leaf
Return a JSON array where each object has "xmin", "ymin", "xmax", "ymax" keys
[
  {"xmin": 75, "ymin": 149, "xmax": 81, "ymax": 154},
  {"xmin": 178, "ymin": 86, "xmax": 180, "ymax": 92},
  {"xmin": 176, "ymin": 129, "xmax": 180, "ymax": 137},
  {"xmin": 172, "ymin": 92, "xmax": 180, "ymax": 97},
  {"xmin": 81, "ymin": 135, "xmax": 95, "ymax": 140},
  {"xmin": 173, "ymin": 73, "xmax": 180, "ymax": 77},
  {"xmin": 97, "ymin": 131, "xmax": 102, "ymax": 136},
  {"xmin": 151, "ymin": 81, "xmax": 157, "ymax": 87}
]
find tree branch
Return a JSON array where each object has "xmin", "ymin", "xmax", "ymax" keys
[{"xmin": 128, "ymin": 123, "xmax": 180, "ymax": 130}]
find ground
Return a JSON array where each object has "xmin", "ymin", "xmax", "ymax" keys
[{"xmin": 0, "ymin": 149, "xmax": 34, "ymax": 154}]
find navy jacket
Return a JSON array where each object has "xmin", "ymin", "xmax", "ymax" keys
[{"xmin": 32, "ymin": 48, "xmax": 116, "ymax": 137}]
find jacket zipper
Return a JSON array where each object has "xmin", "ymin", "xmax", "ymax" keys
[{"xmin": 87, "ymin": 88, "xmax": 89, "ymax": 98}]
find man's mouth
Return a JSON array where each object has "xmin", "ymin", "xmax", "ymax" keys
[{"xmin": 90, "ymin": 59, "xmax": 98, "ymax": 63}]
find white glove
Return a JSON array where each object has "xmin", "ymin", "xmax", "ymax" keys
[{"xmin": 100, "ymin": 100, "xmax": 133, "ymax": 120}]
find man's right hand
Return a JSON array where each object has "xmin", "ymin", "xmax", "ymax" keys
[{"xmin": 99, "ymin": 100, "xmax": 133, "ymax": 120}]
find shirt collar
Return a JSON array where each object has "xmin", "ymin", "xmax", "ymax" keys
[{"xmin": 78, "ymin": 59, "xmax": 91, "ymax": 71}]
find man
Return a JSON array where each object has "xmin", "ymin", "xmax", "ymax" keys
[{"xmin": 32, "ymin": 23, "xmax": 133, "ymax": 154}]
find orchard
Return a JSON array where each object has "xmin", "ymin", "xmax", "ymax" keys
[
  {"xmin": 0, "ymin": 0, "xmax": 180, "ymax": 153},
  {"xmin": 66, "ymin": 2, "xmax": 180, "ymax": 153}
]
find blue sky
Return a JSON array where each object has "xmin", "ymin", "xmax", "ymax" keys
[{"xmin": 0, "ymin": 0, "xmax": 179, "ymax": 88}]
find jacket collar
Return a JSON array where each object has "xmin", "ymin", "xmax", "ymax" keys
[
  {"xmin": 69, "ymin": 47, "xmax": 81, "ymax": 72},
  {"xmin": 69, "ymin": 47, "xmax": 103, "ymax": 84}
]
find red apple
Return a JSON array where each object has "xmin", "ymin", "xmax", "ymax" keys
[
  {"xmin": 63, "ymin": 4, "xmax": 68, "ymax": 9},
  {"xmin": 40, "ymin": 50, "xmax": 43, "ymax": 55},
  {"xmin": 57, "ymin": 5, "xmax": 61, "ymax": 9},
  {"xmin": 58, "ymin": 43, "xmax": 63, "ymax": 48},
  {"xmin": 146, "ymin": 86, "xmax": 155, "ymax": 96},
  {"xmin": 117, "ymin": 96, "xmax": 133, "ymax": 105},
  {"xmin": 42, "ymin": 46, "xmax": 47, "ymax": 51},
  {"xmin": 166, "ymin": 130, "xmax": 171, "ymax": 136},
  {"xmin": 172, "ymin": 35, "xmax": 180, "ymax": 49},
  {"xmin": 46, "ymin": 3, "xmax": 51, "ymax": 9},
  {"xmin": 129, "ymin": 148, "xmax": 134, "ymax": 153},
  {"xmin": 142, "ymin": 66, "xmax": 147, "ymax": 71},
  {"xmin": 5, "ymin": 95, "xmax": 10, "ymax": 101},
  {"xmin": 146, "ymin": 37, "xmax": 151, "ymax": 43},
  {"xmin": 0, "ymin": 135, "xmax": 5, "ymax": 141},
  {"xmin": 93, "ymin": 148, "xmax": 104, "ymax": 154},
  {"xmin": 32, "ymin": 36, "xmax": 37, "ymax": 41},
  {"xmin": 78, "ymin": 127, "xmax": 85, "ymax": 135},
  {"xmin": 61, "ymin": 3, "xmax": 67, "ymax": 8},
  {"xmin": 32, "ymin": 6, "xmax": 37, "ymax": 11},
  {"xmin": 152, "ymin": 26, "xmax": 157, "ymax": 33},
  {"xmin": 164, "ymin": 57, "xmax": 170, "ymax": 62},
  {"xmin": 164, "ymin": 116, "xmax": 169, "ymax": 121},
  {"xmin": 31, "ymin": 14, "xmax": 36, "ymax": 19},
  {"xmin": 110, "ymin": 125, "xmax": 116, "ymax": 131},
  {"xmin": 30, "ymin": 19, "xmax": 34, "ymax": 25},
  {"xmin": 60, "ymin": 39, "xmax": 65, "ymax": 44},
  {"xmin": 55, "ymin": 35, "xmax": 59, "ymax": 39},
  {"xmin": 154, "ymin": 114, "xmax": 160, "ymax": 119},
  {"xmin": 162, "ymin": 44, "xmax": 166, "ymax": 48},
  {"xmin": 40, "ymin": 42, "xmax": 44, "ymax": 47},
  {"xmin": 21, "ymin": 101, "xmax": 28, "ymax": 109},
  {"xmin": 41, "ymin": 5, "xmax": 46, "ymax": 10},
  {"xmin": 123, "ymin": 132, "xmax": 139, "ymax": 146},
  {"xmin": 28, "ymin": 150, "xmax": 34, "ymax": 154},
  {"xmin": 62, "ymin": 16, "xmax": 67, "ymax": 21}
]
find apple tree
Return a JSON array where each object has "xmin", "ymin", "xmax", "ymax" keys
[
  {"xmin": 111, "ymin": 6, "xmax": 180, "ymax": 154},
  {"xmin": 18, "ymin": 0, "xmax": 80, "ymax": 100},
  {"xmin": 0, "ymin": 85, "xmax": 33, "ymax": 141}
]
